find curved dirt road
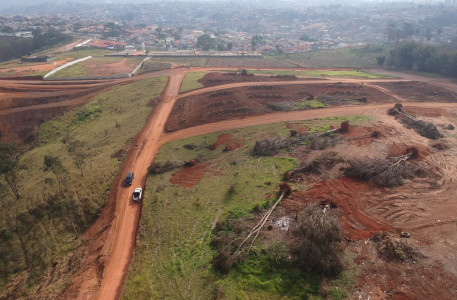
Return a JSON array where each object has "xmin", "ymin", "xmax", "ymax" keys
[
  {"xmin": 177, "ymin": 78, "xmax": 410, "ymax": 99},
  {"xmin": 160, "ymin": 102, "xmax": 457, "ymax": 144},
  {"xmin": 93, "ymin": 73, "xmax": 185, "ymax": 300}
]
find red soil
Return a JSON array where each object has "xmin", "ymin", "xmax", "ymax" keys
[
  {"xmin": 283, "ymin": 178, "xmax": 395, "ymax": 241},
  {"xmin": 0, "ymin": 59, "xmax": 72, "ymax": 77},
  {"xmin": 375, "ymin": 81, "xmax": 457, "ymax": 103},
  {"xmin": 342, "ymin": 125, "xmax": 377, "ymax": 147},
  {"xmin": 84, "ymin": 58, "xmax": 139, "ymax": 76},
  {"xmin": 211, "ymin": 133, "xmax": 245, "ymax": 151},
  {"xmin": 166, "ymin": 83, "xmax": 391, "ymax": 132},
  {"xmin": 388, "ymin": 143, "xmax": 430, "ymax": 160},
  {"xmin": 403, "ymin": 105, "xmax": 444, "ymax": 117},
  {"xmin": 170, "ymin": 163, "xmax": 209, "ymax": 189}
]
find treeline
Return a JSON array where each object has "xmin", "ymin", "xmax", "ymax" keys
[
  {"xmin": 0, "ymin": 29, "xmax": 70, "ymax": 62},
  {"xmin": 386, "ymin": 42, "xmax": 457, "ymax": 77}
]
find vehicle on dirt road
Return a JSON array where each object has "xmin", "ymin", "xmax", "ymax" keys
[
  {"xmin": 132, "ymin": 188, "xmax": 142, "ymax": 202},
  {"xmin": 124, "ymin": 172, "xmax": 134, "ymax": 186}
]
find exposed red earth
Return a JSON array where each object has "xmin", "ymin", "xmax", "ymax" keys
[{"xmin": 2, "ymin": 65, "xmax": 457, "ymax": 299}]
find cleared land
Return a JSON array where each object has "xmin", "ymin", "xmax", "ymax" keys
[
  {"xmin": 167, "ymin": 81, "xmax": 394, "ymax": 132},
  {"xmin": 123, "ymin": 101, "xmax": 457, "ymax": 299},
  {"xmin": 49, "ymin": 57, "xmax": 143, "ymax": 78},
  {"xmin": 122, "ymin": 117, "xmax": 368, "ymax": 299},
  {"xmin": 2, "ymin": 61, "xmax": 457, "ymax": 300}
]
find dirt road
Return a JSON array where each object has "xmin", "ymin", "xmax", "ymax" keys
[
  {"xmin": 160, "ymin": 102, "xmax": 457, "ymax": 144},
  {"xmin": 177, "ymin": 78, "xmax": 410, "ymax": 99},
  {"xmin": 94, "ymin": 73, "xmax": 185, "ymax": 300}
]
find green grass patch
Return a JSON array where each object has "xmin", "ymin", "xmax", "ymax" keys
[
  {"xmin": 219, "ymin": 247, "xmax": 321, "ymax": 299},
  {"xmin": 179, "ymin": 71, "xmax": 207, "ymax": 93},
  {"xmin": 138, "ymin": 60, "xmax": 172, "ymax": 74},
  {"xmin": 55, "ymin": 49, "xmax": 115, "ymax": 60},
  {"xmin": 247, "ymin": 68, "xmax": 391, "ymax": 79},
  {"xmin": 121, "ymin": 115, "xmax": 369, "ymax": 300},
  {"xmin": 272, "ymin": 45, "xmax": 388, "ymax": 69},
  {"xmin": 0, "ymin": 77, "xmax": 168, "ymax": 296}
]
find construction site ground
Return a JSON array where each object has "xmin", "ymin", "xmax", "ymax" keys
[{"xmin": 1, "ymin": 59, "xmax": 457, "ymax": 299}]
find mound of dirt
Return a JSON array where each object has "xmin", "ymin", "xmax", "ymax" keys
[
  {"xmin": 170, "ymin": 163, "xmax": 209, "ymax": 189},
  {"xmin": 211, "ymin": 133, "xmax": 244, "ymax": 151}
]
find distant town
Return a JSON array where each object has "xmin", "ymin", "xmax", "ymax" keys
[{"xmin": 1, "ymin": 1, "xmax": 457, "ymax": 57}]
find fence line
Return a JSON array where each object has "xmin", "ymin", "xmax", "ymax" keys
[{"xmin": 43, "ymin": 56, "xmax": 92, "ymax": 79}]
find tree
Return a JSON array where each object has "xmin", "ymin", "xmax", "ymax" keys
[
  {"xmin": 155, "ymin": 27, "xmax": 166, "ymax": 40},
  {"xmin": 376, "ymin": 56, "xmax": 386, "ymax": 66},
  {"xmin": 196, "ymin": 34, "xmax": 216, "ymax": 51},
  {"xmin": 43, "ymin": 155, "xmax": 68, "ymax": 199},
  {"xmin": 0, "ymin": 143, "xmax": 20, "ymax": 198},
  {"xmin": 226, "ymin": 42, "xmax": 233, "ymax": 51},
  {"xmin": 67, "ymin": 139, "xmax": 87, "ymax": 177},
  {"xmin": 251, "ymin": 34, "xmax": 265, "ymax": 51},
  {"xmin": 290, "ymin": 204, "xmax": 344, "ymax": 275}
]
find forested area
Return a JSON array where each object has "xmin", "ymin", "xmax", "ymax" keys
[
  {"xmin": 386, "ymin": 42, "xmax": 457, "ymax": 77},
  {"xmin": 0, "ymin": 29, "xmax": 69, "ymax": 62}
]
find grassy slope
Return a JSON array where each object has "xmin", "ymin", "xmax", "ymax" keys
[
  {"xmin": 121, "ymin": 116, "xmax": 370, "ymax": 300},
  {"xmin": 0, "ymin": 77, "xmax": 168, "ymax": 295},
  {"xmin": 179, "ymin": 71, "xmax": 208, "ymax": 93}
]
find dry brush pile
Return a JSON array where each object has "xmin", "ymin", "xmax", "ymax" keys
[
  {"xmin": 389, "ymin": 104, "xmax": 443, "ymax": 139},
  {"xmin": 253, "ymin": 121, "xmax": 348, "ymax": 156}
]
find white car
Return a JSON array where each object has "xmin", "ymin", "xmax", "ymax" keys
[{"xmin": 132, "ymin": 188, "xmax": 142, "ymax": 202}]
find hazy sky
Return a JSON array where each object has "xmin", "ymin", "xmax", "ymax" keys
[{"xmin": 0, "ymin": 0, "xmax": 440, "ymax": 9}]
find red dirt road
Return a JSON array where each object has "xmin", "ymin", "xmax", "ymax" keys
[
  {"xmin": 93, "ymin": 73, "xmax": 185, "ymax": 300},
  {"xmin": 160, "ymin": 102, "xmax": 457, "ymax": 144}
]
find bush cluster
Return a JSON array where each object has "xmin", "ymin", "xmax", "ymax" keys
[
  {"xmin": 290, "ymin": 204, "xmax": 344, "ymax": 276},
  {"xmin": 344, "ymin": 157, "xmax": 420, "ymax": 187},
  {"xmin": 147, "ymin": 160, "xmax": 182, "ymax": 174}
]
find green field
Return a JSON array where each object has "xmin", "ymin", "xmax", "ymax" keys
[
  {"xmin": 138, "ymin": 60, "xmax": 172, "ymax": 74},
  {"xmin": 55, "ymin": 49, "xmax": 116, "ymax": 60},
  {"xmin": 0, "ymin": 77, "xmax": 168, "ymax": 297},
  {"xmin": 275, "ymin": 46, "xmax": 389, "ymax": 68},
  {"xmin": 179, "ymin": 71, "xmax": 208, "ymax": 93},
  {"xmin": 121, "ymin": 116, "xmax": 369, "ymax": 299},
  {"xmin": 246, "ymin": 69, "xmax": 392, "ymax": 79}
]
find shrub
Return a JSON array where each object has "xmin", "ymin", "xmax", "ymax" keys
[
  {"xmin": 147, "ymin": 160, "xmax": 182, "ymax": 174},
  {"xmin": 371, "ymin": 232, "xmax": 422, "ymax": 262},
  {"xmin": 344, "ymin": 157, "xmax": 419, "ymax": 187},
  {"xmin": 290, "ymin": 204, "xmax": 344, "ymax": 276},
  {"xmin": 253, "ymin": 137, "xmax": 284, "ymax": 156}
]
